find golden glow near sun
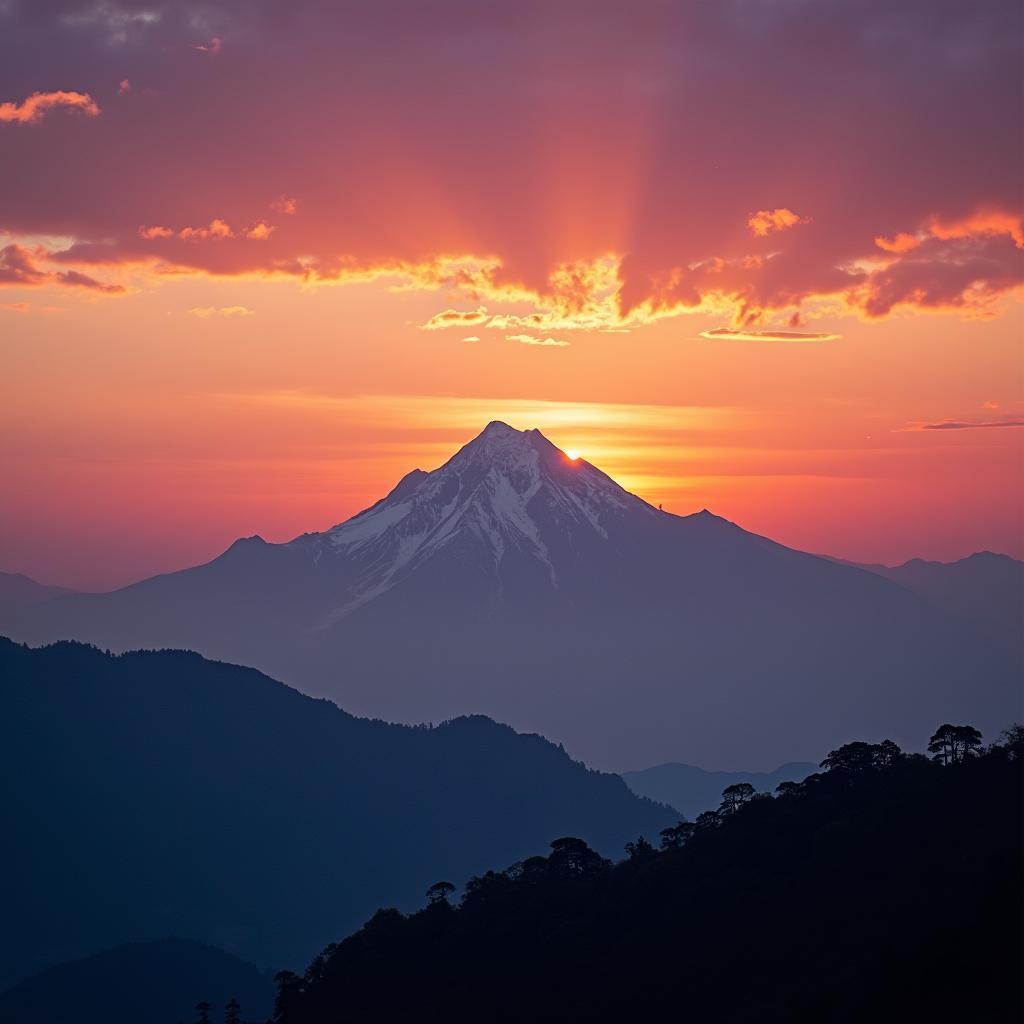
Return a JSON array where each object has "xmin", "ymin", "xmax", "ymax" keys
[{"xmin": 566, "ymin": 449, "xmax": 580, "ymax": 461}]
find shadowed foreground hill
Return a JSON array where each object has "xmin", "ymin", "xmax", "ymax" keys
[
  {"xmin": 0, "ymin": 638, "xmax": 672, "ymax": 989},
  {"xmin": 274, "ymin": 733, "xmax": 1023, "ymax": 1024},
  {"xmin": 0, "ymin": 939, "xmax": 274, "ymax": 1024}
]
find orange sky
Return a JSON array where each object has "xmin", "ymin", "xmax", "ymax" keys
[
  {"xmin": 0, "ymin": 2, "xmax": 1021, "ymax": 590},
  {"xmin": 2, "ymin": 270, "xmax": 1020, "ymax": 590}
]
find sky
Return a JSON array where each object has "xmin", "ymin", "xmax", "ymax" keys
[{"xmin": 0, "ymin": 0, "xmax": 1021, "ymax": 591}]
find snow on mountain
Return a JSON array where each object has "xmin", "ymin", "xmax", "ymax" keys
[{"xmin": 300, "ymin": 421, "xmax": 657, "ymax": 618}]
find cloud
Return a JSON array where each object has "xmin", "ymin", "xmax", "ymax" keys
[
  {"xmin": 3, "ymin": 301, "xmax": 29, "ymax": 312},
  {"xmin": 118, "ymin": 79, "xmax": 132, "ymax": 96},
  {"xmin": 421, "ymin": 306, "xmax": 489, "ymax": 330},
  {"xmin": 859, "ymin": 234, "xmax": 1024, "ymax": 318},
  {"xmin": 138, "ymin": 225, "xmax": 174, "ymax": 240},
  {"xmin": 700, "ymin": 327, "xmax": 841, "ymax": 342},
  {"xmin": 0, "ymin": 90, "xmax": 99, "ymax": 124},
  {"xmin": 0, "ymin": 243, "xmax": 123, "ymax": 293},
  {"xmin": 244, "ymin": 222, "xmax": 275, "ymax": 240},
  {"xmin": 875, "ymin": 233, "xmax": 920, "ymax": 254},
  {"xmin": 138, "ymin": 219, "xmax": 279, "ymax": 244},
  {"xmin": 178, "ymin": 218, "xmax": 234, "ymax": 242},
  {"xmin": 270, "ymin": 196, "xmax": 298, "ymax": 215},
  {"xmin": 461, "ymin": 335, "xmax": 480, "ymax": 342},
  {"xmin": 918, "ymin": 419, "xmax": 1024, "ymax": 430},
  {"xmin": 189, "ymin": 305, "xmax": 254, "ymax": 318},
  {"xmin": 193, "ymin": 36, "xmax": 223, "ymax": 56},
  {"xmin": 1, "ymin": 1, "xmax": 1021, "ymax": 333},
  {"xmin": 508, "ymin": 334, "xmax": 570, "ymax": 347},
  {"xmin": 747, "ymin": 208, "xmax": 808, "ymax": 237}
]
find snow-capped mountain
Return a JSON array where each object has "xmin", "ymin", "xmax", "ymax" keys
[
  {"xmin": 297, "ymin": 421, "xmax": 657, "ymax": 621},
  {"xmin": 2, "ymin": 423, "xmax": 1019, "ymax": 770}
]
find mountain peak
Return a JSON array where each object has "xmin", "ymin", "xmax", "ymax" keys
[{"xmin": 305, "ymin": 422, "xmax": 657, "ymax": 617}]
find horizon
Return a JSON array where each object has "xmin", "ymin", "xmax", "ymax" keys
[{"xmin": 5, "ymin": 416, "xmax": 1022, "ymax": 592}]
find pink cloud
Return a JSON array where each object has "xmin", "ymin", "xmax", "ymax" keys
[
  {"xmin": 0, "ymin": 243, "xmax": 123, "ymax": 293},
  {"xmin": 270, "ymin": 196, "xmax": 298, "ymax": 215},
  {"xmin": 178, "ymin": 218, "xmax": 234, "ymax": 241},
  {"xmin": 193, "ymin": 37, "xmax": 223, "ymax": 56},
  {"xmin": 0, "ymin": 1, "xmax": 1019, "ymax": 331},
  {"xmin": 0, "ymin": 90, "xmax": 100, "ymax": 125},
  {"xmin": 747, "ymin": 208, "xmax": 809, "ymax": 237},
  {"xmin": 244, "ymin": 222, "xmax": 276, "ymax": 240}
]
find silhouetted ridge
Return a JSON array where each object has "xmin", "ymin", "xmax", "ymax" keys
[
  {"xmin": 273, "ymin": 729, "xmax": 1024, "ymax": 1023},
  {"xmin": 0, "ymin": 939, "xmax": 275, "ymax": 1024},
  {"xmin": 0, "ymin": 638, "xmax": 672, "ymax": 989}
]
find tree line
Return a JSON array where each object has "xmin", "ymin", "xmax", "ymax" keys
[{"xmin": 264, "ymin": 721, "xmax": 1022, "ymax": 1023}]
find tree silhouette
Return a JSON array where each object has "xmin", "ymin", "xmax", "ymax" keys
[
  {"xmin": 720, "ymin": 782, "xmax": 756, "ymax": 813},
  {"xmin": 267, "ymin": 724, "xmax": 1023, "ymax": 1024},
  {"xmin": 549, "ymin": 836, "xmax": 607, "ymax": 879},
  {"xmin": 694, "ymin": 809, "xmax": 721, "ymax": 832},
  {"xmin": 997, "ymin": 724, "xmax": 1024, "ymax": 759},
  {"xmin": 224, "ymin": 998, "xmax": 241, "ymax": 1024},
  {"xmin": 425, "ymin": 880, "xmax": 456, "ymax": 905},
  {"xmin": 929, "ymin": 724, "xmax": 983, "ymax": 764},
  {"xmin": 659, "ymin": 820, "xmax": 695, "ymax": 850},
  {"xmin": 624, "ymin": 835, "xmax": 655, "ymax": 860},
  {"xmin": 194, "ymin": 1002, "xmax": 211, "ymax": 1024},
  {"xmin": 821, "ymin": 739, "xmax": 903, "ymax": 774}
]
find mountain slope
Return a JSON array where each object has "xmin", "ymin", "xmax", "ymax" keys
[
  {"xmin": 849, "ymin": 551, "xmax": 1023, "ymax": 640},
  {"xmin": 271, "ymin": 738, "xmax": 1024, "ymax": 1023},
  {"xmin": 0, "ymin": 639, "xmax": 672, "ymax": 989},
  {"xmin": 622, "ymin": 761, "xmax": 818, "ymax": 820},
  {"xmin": 0, "ymin": 572, "xmax": 74, "ymax": 618},
  {"xmin": 0, "ymin": 939, "xmax": 275, "ymax": 1024},
  {"xmin": 3, "ymin": 422, "xmax": 1019, "ymax": 770}
]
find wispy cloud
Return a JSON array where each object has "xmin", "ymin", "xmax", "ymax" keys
[
  {"xmin": 193, "ymin": 36, "xmax": 223, "ymax": 56},
  {"xmin": 189, "ymin": 305, "xmax": 254, "ymax": 318},
  {"xmin": 917, "ymin": 419, "xmax": 1024, "ymax": 431},
  {"xmin": 270, "ymin": 196, "xmax": 298, "ymax": 215},
  {"xmin": 507, "ymin": 334, "xmax": 570, "ymax": 347},
  {"xmin": 421, "ymin": 306, "xmax": 489, "ymax": 330},
  {"xmin": 700, "ymin": 327, "xmax": 841, "ymax": 342}
]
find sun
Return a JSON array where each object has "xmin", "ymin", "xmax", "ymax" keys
[{"xmin": 566, "ymin": 449, "xmax": 580, "ymax": 461}]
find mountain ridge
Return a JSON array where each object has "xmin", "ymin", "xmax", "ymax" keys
[
  {"xmin": 0, "ymin": 636, "xmax": 673, "ymax": 989},
  {"xmin": 0, "ymin": 423, "xmax": 1018, "ymax": 770}
]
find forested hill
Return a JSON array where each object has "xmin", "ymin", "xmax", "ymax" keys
[
  {"xmin": 273, "ymin": 729, "xmax": 1023, "ymax": 1024},
  {"xmin": 0, "ymin": 638, "xmax": 672, "ymax": 989}
]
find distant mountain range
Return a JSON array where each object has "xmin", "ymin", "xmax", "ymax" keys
[
  {"xmin": 833, "ymin": 551, "xmax": 1023, "ymax": 642},
  {"xmin": 0, "ymin": 939, "xmax": 275, "ymax": 1024},
  {"xmin": 0, "ymin": 639, "xmax": 671, "ymax": 990},
  {"xmin": 622, "ymin": 761, "xmax": 817, "ymax": 819},
  {"xmin": 1, "ymin": 422, "xmax": 1019, "ymax": 769},
  {"xmin": 0, "ymin": 571, "xmax": 73, "ymax": 617}
]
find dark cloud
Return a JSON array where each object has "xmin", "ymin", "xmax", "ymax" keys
[
  {"xmin": 0, "ymin": 242, "xmax": 124, "ymax": 292},
  {"xmin": 0, "ymin": 0, "xmax": 1019, "ymax": 323}
]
